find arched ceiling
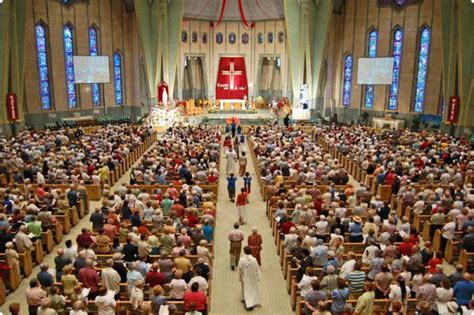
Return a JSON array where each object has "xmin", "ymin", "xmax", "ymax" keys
[{"xmin": 183, "ymin": 0, "xmax": 285, "ymax": 21}]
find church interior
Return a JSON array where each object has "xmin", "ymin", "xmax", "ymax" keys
[{"xmin": 0, "ymin": 0, "xmax": 473, "ymax": 314}]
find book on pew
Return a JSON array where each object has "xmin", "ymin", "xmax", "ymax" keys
[{"xmin": 81, "ymin": 287, "xmax": 90, "ymax": 297}]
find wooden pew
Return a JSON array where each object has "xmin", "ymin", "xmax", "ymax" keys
[
  {"xmin": 444, "ymin": 232, "xmax": 465, "ymax": 263},
  {"xmin": 41, "ymin": 229, "xmax": 55, "ymax": 253},
  {"xmin": 55, "ymin": 213, "xmax": 71, "ymax": 234},
  {"xmin": 34, "ymin": 239, "xmax": 44, "ymax": 265},
  {"xmin": 458, "ymin": 249, "xmax": 474, "ymax": 272},
  {"xmin": 0, "ymin": 248, "xmax": 34, "ymax": 277}
]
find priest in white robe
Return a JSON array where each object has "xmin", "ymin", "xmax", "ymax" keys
[
  {"xmin": 225, "ymin": 148, "xmax": 237, "ymax": 175},
  {"xmin": 238, "ymin": 246, "xmax": 261, "ymax": 310}
]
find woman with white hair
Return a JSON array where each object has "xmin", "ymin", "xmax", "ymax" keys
[{"xmin": 196, "ymin": 239, "xmax": 213, "ymax": 265}]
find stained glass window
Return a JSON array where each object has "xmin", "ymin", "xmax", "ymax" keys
[
  {"xmin": 388, "ymin": 28, "xmax": 403, "ymax": 110},
  {"xmin": 192, "ymin": 32, "xmax": 198, "ymax": 43},
  {"xmin": 88, "ymin": 27, "xmax": 101, "ymax": 106},
  {"xmin": 113, "ymin": 52, "xmax": 123, "ymax": 105},
  {"xmin": 268, "ymin": 32, "xmax": 273, "ymax": 43},
  {"xmin": 35, "ymin": 24, "xmax": 52, "ymax": 110},
  {"xmin": 181, "ymin": 31, "xmax": 188, "ymax": 43},
  {"xmin": 343, "ymin": 55, "xmax": 353, "ymax": 107},
  {"xmin": 241, "ymin": 33, "xmax": 249, "ymax": 44},
  {"xmin": 202, "ymin": 33, "xmax": 208, "ymax": 44},
  {"xmin": 257, "ymin": 33, "xmax": 264, "ymax": 44},
  {"xmin": 413, "ymin": 27, "xmax": 431, "ymax": 113},
  {"xmin": 63, "ymin": 25, "xmax": 77, "ymax": 108},
  {"xmin": 229, "ymin": 33, "xmax": 236, "ymax": 44},
  {"xmin": 216, "ymin": 32, "xmax": 223, "ymax": 44},
  {"xmin": 278, "ymin": 31, "xmax": 285, "ymax": 43},
  {"xmin": 365, "ymin": 30, "xmax": 378, "ymax": 109}
]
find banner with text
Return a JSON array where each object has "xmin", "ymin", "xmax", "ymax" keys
[
  {"xmin": 6, "ymin": 93, "xmax": 18, "ymax": 122},
  {"xmin": 216, "ymin": 57, "xmax": 248, "ymax": 100},
  {"xmin": 447, "ymin": 96, "xmax": 459, "ymax": 124}
]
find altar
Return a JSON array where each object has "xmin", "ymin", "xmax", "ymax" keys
[
  {"xmin": 218, "ymin": 99, "xmax": 248, "ymax": 111},
  {"xmin": 372, "ymin": 117, "xmax": 405, "ymax": 130}
]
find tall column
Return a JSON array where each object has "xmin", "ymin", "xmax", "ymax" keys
[
  {"xmin": 440, "ymin": 0, "xmax": 474, "ymax": 134},
  {"xmin": 0, "ymin": 0, "xmax": 27, "ymax": 137}
]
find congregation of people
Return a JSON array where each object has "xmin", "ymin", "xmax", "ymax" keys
[{"xmin": 249, "ymin": 125, "xmax": 474, "ymax": 315}]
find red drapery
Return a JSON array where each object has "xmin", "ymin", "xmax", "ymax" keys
[
  {"xmin": 216, "ymin": 57, "xmax": 248, "ymax": 100},
  {"xmin": 237, "ymin": 0, "xmax": 255, "ymax": 28},
  {"xmin": 210, "ymin": 0, "xmax": 226, "ymax": 29}
]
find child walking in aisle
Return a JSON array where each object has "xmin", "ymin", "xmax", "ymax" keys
[{"xmin": 243, "ymin": 172, "xmax": 252, "ymax": 194}]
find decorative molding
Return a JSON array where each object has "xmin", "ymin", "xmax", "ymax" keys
[{"xmin": 377, "ymin": 0, "xmax": 423, "ymax": 11}]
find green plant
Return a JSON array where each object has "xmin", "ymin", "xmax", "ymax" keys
[{"xmin": 411, "ymin": 115, "xmax": 421, "ymax": 131}]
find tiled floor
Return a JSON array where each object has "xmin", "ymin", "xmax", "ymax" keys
[{"xmin": 210, "ymin": 138, "xmax": 294, "ymax": 315}]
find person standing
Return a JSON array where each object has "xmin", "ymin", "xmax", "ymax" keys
[
  {"xmin": 243, "ymin": 172, "xmax": 252, "ymax": 194},
  {"xmin": 226, "ymin": 173, "xmax": 237, "ymax": 202},
  {"xmin": 238, "ymin": 246, "xmax": 261, "ymax": 311},
  {"xmin": 101, "ymin": 259, "xmax": 121, "ymax": 299},
  {"xmin": 238, "ymin": 152, "xmax": 247, "ymax": 176},
  {"xmin": 284, "ymin": 113, "xmax": 290, "ymax": 128},
  {"xmin": 225, "ymin": 147, "xmax": 237, "ymax": 175},
  {"xmin": 26, "ymin": 279, "xmax": 47, "ymax": 315},
  {"xmin": 228, "ymin": 223, "xmax": 244, "ymax": 270},
  {"xmin": 354, "ymin": 282, "xmax": 375, "ymax": 315},
  {"xmin": 236, "ymin": 188, "xmax": 249, "ymax": 225},
  {"xmin": 247, "ymin": 227, "xmax": 263, "ymax": 266}
]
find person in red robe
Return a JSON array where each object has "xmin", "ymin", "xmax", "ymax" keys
[{"xmin": 247, "ymin": 228, "xmax": 263, "ymax": 266}]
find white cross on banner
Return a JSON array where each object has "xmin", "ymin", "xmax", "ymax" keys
[{"xmin": 222, "ymin": 61, "xmax": 243, "ymax": 90}]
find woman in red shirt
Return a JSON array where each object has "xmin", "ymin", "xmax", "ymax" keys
[
  {"xmin": 427, "ymin": 251, "xmax": 443, "ymax": 273},
  {"xmin": 184, "ymin": 282, "xmax": 208, "ymax": 314}
]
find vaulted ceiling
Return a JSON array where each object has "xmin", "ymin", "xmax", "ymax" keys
[
  {"xmin": 123, "ymin": 0, "xmax": 285, "ymax": 20},
  {"xmin": 183, "ymin": 0, "xmax": 285, "ymax": 21}
]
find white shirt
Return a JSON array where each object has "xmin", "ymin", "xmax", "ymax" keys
[
  {"xmin": 315, "ymin": 221, "xmax": 328, "ymax": 235},
  {"xmin": 188, "ymin": 276, "xmax": 208, "ymax": 293},
  {"xmin": 298, "ymin": 274, "xmax": 317, "ymax": 297},
  {"xmin": 64, "ymin": 246, "xmax": 78, "ymax": 263},
  {"xmin": 95, "ymin": 293, "xmax": 116, "ymax": 315},
  {"xmin": 339, "ymin": 259, "xmax": 356, "ymax": 279},
  {"xmin": 442, "ymin": 221, "xmax": 456, "ymax": 239}
]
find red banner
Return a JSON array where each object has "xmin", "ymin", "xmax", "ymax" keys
[
  {"xmin": 447, "ymin": 96, "xmax": 459, "ymax": 124},
  {"xmin": 6, "ymin": 93, "xmax": 18, "ymax": 122},
  {"xmin": 216, "ymin": 57, "xmax": 248, "ymax": 100},
  {"xmin": 157, "ymin": 81, "xmax": 169, "ymax": 104}
]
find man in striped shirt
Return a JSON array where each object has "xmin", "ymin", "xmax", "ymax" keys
[
  {"xmin": 26, "ymin": 278, "xmax": 47, "ymax": 315},
  {"xmin": 347, "ymin": 260, "xmax": 366, "ymax": 295}
]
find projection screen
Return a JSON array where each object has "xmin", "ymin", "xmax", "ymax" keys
[
  {"xmin": 73, "ymin": 56, "xmax": 110, "ymax": 83},
  {"xmin": 357, "ymin": 57, "xmax": 394, "ymax": 85}
]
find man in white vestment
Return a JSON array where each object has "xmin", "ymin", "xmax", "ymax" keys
[
  {"xmin": 238, "ymin": 246, "xmax": 261, "ymax": 310},
  {"xmin": 225, "ymin": 148, "xmax": 237, "ymax": 175}
]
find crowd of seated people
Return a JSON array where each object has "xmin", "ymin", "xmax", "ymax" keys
[
  {"xmin": 129, "ymin": 126, "xmax": 221, "ymax": 186},
  {"xmin": 248, "ymin": 126, "xmax": 350, "ymax": 187},
  {"xmin": 0, "ymin": 124, "xmax": 152, "ymax": 186},
  {"xmin": 22, "ymin": 153, "xmax": 217, "ymax": 314},
  {"xmin": 316, "ymin": 125, "xmax": 472, "ymax": 188},
  {"xmin": 250, "ymin": 124, "xmax": 474, "ymax": 315}
]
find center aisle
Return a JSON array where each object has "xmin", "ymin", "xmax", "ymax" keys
[{"xmin": 210, "ymin": 137, "xmax": 293, "ymax": 314}]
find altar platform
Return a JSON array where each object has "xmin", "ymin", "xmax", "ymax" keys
[{"xmin": 188, "ymin": 109, "xmax": 274, "ymax": 126}]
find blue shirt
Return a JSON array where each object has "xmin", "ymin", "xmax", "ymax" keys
[
  {"xmin": 203, "ymin": 224, "xmax": 214, "ymax": 242},
  {"xmin": 227, "ymin": 177, "xmax": 237, "ymax": 188},
  {"xmin": 348, "ymin": 222, "xmax": 362, "ymax": 236},
  {"xmin": 37, "ymin": 270, "xmax": 54, "ymax": 287},
  {"xmin": 243, "ymin": 176, "xmax": 252, "ymax": 187},
  {"xmin": 331, "ymin": 287, "xmax": 349, "ymax": 313},
  {"xmin": 453, "ymin": 280, "xmax": 474, "ymax": 305}
]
